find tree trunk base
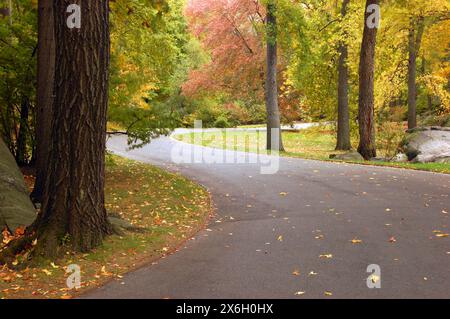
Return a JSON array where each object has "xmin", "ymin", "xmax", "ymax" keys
[
  {"xmin": 357, "ymin": 146, "xmax": 377, "ymax": 160},
  {"xmin": 335, "ymin": 142, "xmax": 352, "ymax": 151}
]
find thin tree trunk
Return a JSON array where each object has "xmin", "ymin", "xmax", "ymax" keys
[
  {"xmin": 31, "ymin": 0, "xmax": 55, "ymax": 203},
  {"xmin": 33, "ymin": 0, "xmax": 112, "ymax": 258},
  {"xmin": 336, "ymin": 0, "xmax": 351, "ymax": 151},
  {"xmin": 357, "ymin": 0, "xmax": 379, "ymax": 160},
  {"xmin": 407, "ymin": 16, "xmax": 424, "ymax": 130},
  {"xmin": 15, "ymin": 97, "xmax": 29, "ymax": 165},
  {"xmin": 265, "ymin": 1, "xmax": 284, "ymax": 152}
]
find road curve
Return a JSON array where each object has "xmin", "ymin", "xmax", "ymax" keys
[{"xmin": 84, "ymin": 132, "xmax": 450, "ymax": 299}]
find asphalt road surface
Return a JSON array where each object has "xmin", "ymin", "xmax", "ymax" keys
[{"xmin": 84, "ymin": 132, "xmax": 450, "ymax": 299}]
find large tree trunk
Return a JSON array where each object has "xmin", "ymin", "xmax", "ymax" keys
[
  {"xmin": 32, "ymin": 0, "xmax": 112, "ymax": 258},
  {"xmin": 357, "ymin": 0, "xmax": 379, "ymax": 160},
  {"xmin": 15, "ymin": 97, "xmax": 30, "ymax": 165},
  {"xmin": 265, "ymin": 1, "xmax": 284, "ymax": 152},
  {"xmin": 407, "ymin": 17, "xmax": 424, "ymax": 130},
  {"xmin": 336, "ymin": 0, "xmax": 351, "ymax": 151},
  {"xmin": 31, "ymin": 0, "xmax": 55, "ymax": 203}
]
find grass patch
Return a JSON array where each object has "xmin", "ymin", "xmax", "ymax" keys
[
  {"xmin": 174, "ymin": 126, "xmax": 450, "ymax": 174},
  {"xmin": 0, "ymin": 156, "xmax": 211, "ymax": 299}
]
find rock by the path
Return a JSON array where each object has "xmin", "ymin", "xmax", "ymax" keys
[
  {"xmin": 109, "ymin": 215, "xmax": 147, "ymax": 234},
  {"xmin": 392, "ymin": 153, "xmax": 408, "ymax": 163},
  {"xmin": 401, "ymin": 127, "xmax": 450, "ymax": 163},
  {"xmin": 0, "ymin": 139, "xmax": 36, "ymax": 231},
  {"xmin": 329, "ymin": 151, "xmax": 364, "ymax": 161}
]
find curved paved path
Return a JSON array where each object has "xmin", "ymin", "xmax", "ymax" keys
[{"xmin": 85, "ymin": 132, "xmax": 450, "ymax": 299}]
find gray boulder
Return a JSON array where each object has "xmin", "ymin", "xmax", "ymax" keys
[
  {"xmin": 0, "ymin": 139, "xmax": 36, "ymax": 231},
  {"xmin": 392, "ymin": 153, "xmax": 408, "ymax": 163},
  {"xmin": 402, "ymin": 127, "xmax": 450, "ymax": 163},
  {"xmin": 330, "ymin": 151, "xmax": 364, "ymax": 161}
]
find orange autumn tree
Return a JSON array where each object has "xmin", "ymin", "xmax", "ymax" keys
[{"xmin": 183, "ymin": 0, "xmax": 303, "ymax": 124}]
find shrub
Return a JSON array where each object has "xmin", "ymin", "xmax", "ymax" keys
[
  {"xmin": 214, "ymin": 116, "xmax": 231, "ymax": 128},
  {"xmin": 376, "ymin": 122, "xmax": 406, "ymax": 158}
]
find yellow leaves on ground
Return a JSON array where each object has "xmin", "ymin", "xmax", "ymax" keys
[
  {"xmin": 100, "ymin": 266, "xmax": 112, "ymax": 277},
  {"xmin": 41, "ymin": 269, "xmax": 52, "ymax": 276},
  {"xmin": 433, "ymin": 230, "xmax": 449, "ymax": 238},
  {"xmin": 292, "ymin": 269, "xmax": 300, "ymax": 276},
  {"xmin": 350, "ymin": 238, "xmax": 363, "ymax": 244},
  {"xmin": 0, "ymin": 156, "xmax": 211, "ymax": 299},
  {"xmin": 2, "ymin": 226, "xmax": 27, "ymax": 246},
  {"xmin": 369, "ymin": 275, "xmax": 380, "ymax": 284},
  {"xmin": 319, "ymin": 254, "xmax": 333, "ymax": 259}
]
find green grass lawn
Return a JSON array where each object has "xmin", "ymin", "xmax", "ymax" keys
[
  {"xmin": 0, "ymin": 156, "xmax": 211, "ymax": 299},
  {"xmin": 174, "ymin": 126, "xmax": 450, "ymax": 174}
]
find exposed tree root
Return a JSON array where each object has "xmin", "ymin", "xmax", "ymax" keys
[{"xmin": 0, "ymin": 234, "xmax": 35, "ymax": 268}]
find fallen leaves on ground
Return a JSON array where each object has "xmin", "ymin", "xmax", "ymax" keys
[
  {"xmin": 433, "ymin": 230, "xmax": 449, "ymax": 238},
  {"xmin": 1, "ymin": 228, "xmax": 14, "ymax": 245},
  {"xmin": 0, "ymin": 156, "xmax": 212, "ymax": 299},
  {"xmin": 369, "ymin": 275, "xmax": 380, "ymax": 284}
]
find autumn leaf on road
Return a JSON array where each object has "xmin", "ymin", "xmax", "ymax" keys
[
  {"xmin": 350, "ymin": 238, "xmax": 362, "ymax": 244},
  {"xmin": 319, "ymin": 254, "xmax": 333, "ymax": 259},
  {"xmin": 370, "ymin": 275, "xmax": 380, "ymax": 284}
]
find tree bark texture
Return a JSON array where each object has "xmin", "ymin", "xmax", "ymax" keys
[
  {"xmin": 32, "ymin": 0, "xmax": 55, "ymax": 202},
  {"xmin": 265, "ymin": 1, "xmax": 284, "ymax": 152},
  {"xmin": 336, "ymin": 0, "xmax": 351, "ymax": 151},
  {"xmin": 33, "ymin": 0, "xmax": 112, "ymax": 257},
  {"xmin": 357, "ymin": 0, "xmax": 379, "ymax": 160},
  {"xmin": 407, "ymin": 16, "xmax": 424, "ymax": 130}
]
